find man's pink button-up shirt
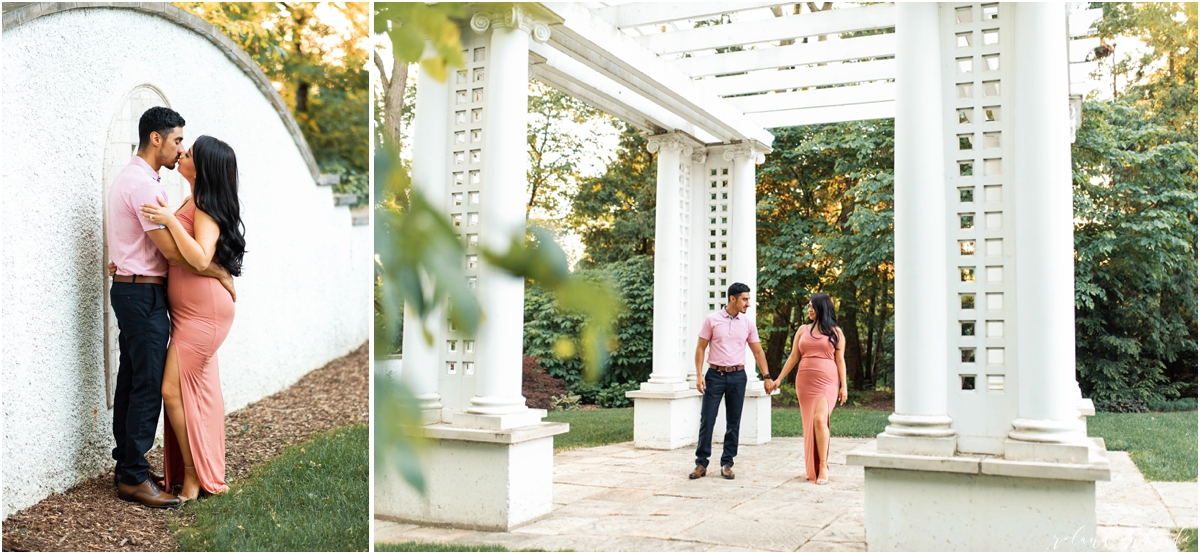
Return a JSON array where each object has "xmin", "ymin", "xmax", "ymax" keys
[
  {"xmin": 698, "ymin": 308, "xmax": 760, "ymax": 367},
  {"xmin": 107, "ymin": 156, "xmax": 168, "ymax": 277}
]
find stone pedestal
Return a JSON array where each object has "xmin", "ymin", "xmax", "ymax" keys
[
  {"xmin": 709, "ymin": 387, "xmax": 773, "ymax": 446},
  {"xmin": 627, "ymin": 389, "xmax": 701, "ymax": 450},
  {"xmin": 848, "ymin": 439, "xmax": 1110, "ymax": 551},
  {"xmin": 375, "ymin": 422, "xmax": 569, "ymax": 531}
]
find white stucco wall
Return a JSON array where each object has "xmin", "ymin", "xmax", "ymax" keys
[{"xmin": 1, "ymin": 7, "xmax": 370, "ymax": 519}]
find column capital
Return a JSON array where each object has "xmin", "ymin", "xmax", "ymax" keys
[
  {"xmin": 690, "ymin": 148, "xmax": 708, "ymax": 164},
  {"xmin": 645, "ymin": 131, "xmax": 703, "ymax": 157},
  {"xmin": 721, "ymin": 141, "xmax": 769, "ymax": 164},
  {"xmin": 471, "ymin": 6, "xmax": 552, "ymax": 42}
]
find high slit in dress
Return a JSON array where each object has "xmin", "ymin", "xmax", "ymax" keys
[
  {"xmin": 163, "ymin": 201, "xmax": 233, "ymax": 494},
  {"xmin": 796, "ymin": 326, "xmax": 838, "ymax": 482}
]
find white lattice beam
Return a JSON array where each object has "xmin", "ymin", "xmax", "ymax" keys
[{"xmin": 635, "ymin": 3, "xmax": 895, "ymax": 56}]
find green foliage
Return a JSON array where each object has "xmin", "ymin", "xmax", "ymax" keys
[
  {"xmin": 527, "ymin": 80, "xmax": 612, "ymax": 224},
  {"xmin": 178, "ymin": 2, "xmax": 369, "ymax": 174},
  {"xmin": 596, "ymin": 381, "xmax": 640, "ymax": 409},
  {"xmin": 1095, "ymin": 3, "xmax": 1197, "ymax": 136},
  {"xmin": 757, "ymin": 119, "xmax": 896, "ymax": 390},
  {"xmin": 373, "ymin": 3, "xmax": 465, "ymax": 83},
  {"xmin": 524, "ymin": 256, "xmax": 654, "ymax": 388},
  {"xmin": 1072, "ymin": 99, "xmax": 1198, "ymax": 405},
  {"xmin": 1088, "ymin": 412, "xmax": 1198, "ymax": 481},
  {"xmin": 174, "ymin": 424, "xmax": 368, "ymax": 552},
  {"xmin": 373, "ymin": 374, "xmax": 428, "ymax": 495},
  {"xmin": 1146, "ymin": 397, "xmax": 1198, "ymax": 412},
  {"xmin": 569, "ymin": 125, "xmax": 658, "ymax": 267}
]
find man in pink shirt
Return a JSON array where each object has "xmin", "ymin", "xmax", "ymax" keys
[
  {"xmin": 107, "ymin": 107, "xmax": 234, "ymax": 509},
  {"xmin": 689, "ymin": 282, "xmax": 772, "ymax": 480}
]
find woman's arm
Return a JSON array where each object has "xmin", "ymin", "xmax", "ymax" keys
[
  {"xmin": 835, "ymin": 327, "xmax": 848, "ymax": 404},
  {"xmin": 142, "ymin": 199, "xmax": 218, "ymax": 271},
  {"xmin": 775, "ymin": 326, "xmax": 806, "ymax": 384}
]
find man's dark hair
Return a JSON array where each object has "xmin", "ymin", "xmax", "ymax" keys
[
  {"xmin": 137, "ymin": 107, "xmax": 186, "ymax": 150},
  {"xmin": 727, "ymin": 282, "xmax": 751, "ymax": 300}
]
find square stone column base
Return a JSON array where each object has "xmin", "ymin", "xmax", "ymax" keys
[
  {"xmin": 627, "ymin": 389, "xmax": 702, "ymax": 449},
  {"xmin": 710, "ymin": 388, "xmax": 773, "ymax": 446},
  {"xmin": 848, "ymin": 439, "xmax": 1110, "ymax": 551},
  {"xmin": 876, "ymin": 432, "xmax": 957, "ymax": 457},
  {"xmin": 375, "ymin": 422, "xmax": 569, "ymax": 531}
]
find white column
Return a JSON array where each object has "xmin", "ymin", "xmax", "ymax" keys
[
  {"xmin": 686, "ymin": 148, "xmax": 709, "ymax": 390},
  {"xmin": 459, "ymin": 9, "xmax": 551, "ymax": 427},
  {"xmin": 1009, "ymin": 2, "xmax": 1086, "ymax": 446},
  {"xmin": 724, "ymin": 142, "xmax": 767, "ymax": 391},
  {"xmin": 882, "ymin": 2, "xmax": 955, "ymax": 454},
  {"xmin": 401, "ymin": 53, "xmax": 448, "ymax": 422},
  {"xmin": 642, "ymin": 133, "xmax": 693, "ymax": 392}
]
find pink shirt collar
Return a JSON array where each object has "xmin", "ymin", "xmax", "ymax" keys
[{"xmin": 130, "ymin": 155, "xmax": 161, "ymax": 182}]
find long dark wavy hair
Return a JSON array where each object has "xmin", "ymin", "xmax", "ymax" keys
[
  {"xmin": 808, "ymin": 292, "xmax": 840, "ymax": 349},
  {"xmin": 192, "ymin": 135, "xmax": 246, "ymax": 276}
]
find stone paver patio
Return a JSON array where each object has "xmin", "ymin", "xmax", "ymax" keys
[{"xmin": 375, "ymin": 437, "xmax": 1195, "ymax": 552}]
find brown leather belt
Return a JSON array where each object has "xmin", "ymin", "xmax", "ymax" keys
[
  {"xmin": 709, "ymin": 365, "xmax": 744, "ymax": 373},
  {"xmin": 113, "ymin": 275, "xmax": 166, "ymax": 285}
]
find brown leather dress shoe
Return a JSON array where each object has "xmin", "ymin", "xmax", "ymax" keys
[
  {"xmin": 113, "ymin": 468, "xmax": 166, "ymax": 488},
  {"xmin": 688, "ymin": 465, "xmax": 707, "ymax": 479},
  {"xmin": 721, "ymin": 464, "xmax": 735, "ymax": 480},
  {"xmin": 117, "ymin": 479, "xmax": 181, "ymax": 509}
]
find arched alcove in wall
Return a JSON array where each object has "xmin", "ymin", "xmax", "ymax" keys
[{"xmin": 100, "ymin": 85, "xmax": 188, "ymax": 408}]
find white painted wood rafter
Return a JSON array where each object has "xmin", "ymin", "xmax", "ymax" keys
[
  {"xmin": 702, "ymin": 58, "xmax": 895, "ymax": 96},
  {"xmin": 675, "ymin": 32, "xmax": 895, "ymax": 78},
  {"xmin": 594, "ymin": 1, "xmax": 796, "ymax": 29},
  {"xmin": 541, "ymin": 1, "xmax": 774, "ymax": 146},
  {"xmin": 635, "ymin": 3, "xmax": 896, "ymax": 56},
  {"xmin": 746, "ymin": 100, "xmax": 894, "ymax": 129},
  {"xmin": 725, "ymin": 80, "xmax": 894, "ymax": 114},
  {"xmin": 529, "ymin": 40, "xmax": 720, "ymax": 141}
]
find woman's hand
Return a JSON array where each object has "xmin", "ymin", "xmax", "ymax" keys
[
  {"xmin": 838, "ymin": 384, "xmax": 848, "ymax": 405},
  {"xmin": 140, "ymin": 198, "xmax": 176, "ymax": 228}
]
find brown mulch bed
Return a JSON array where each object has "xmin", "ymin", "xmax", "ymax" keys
[
  {"xmin": 522, "ymin": 356, "xmax": 568, "ymax": 410},
  {"xmin": 2, "ymin": 343, "xmax": 368, "ymax": 552}
]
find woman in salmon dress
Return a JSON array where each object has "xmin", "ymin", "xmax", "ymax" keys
[
  {"xmin": 770, "ymin": 293, "xmax": 848, "ymax": 484},
  {"xmin": 140, "ymin": 135, "xmax": 246, "ymax": 501}
]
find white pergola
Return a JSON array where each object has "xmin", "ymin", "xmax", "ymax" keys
[{"xmin": 378, "ymin": 2, "xmax": 1111, "ymax": 549}]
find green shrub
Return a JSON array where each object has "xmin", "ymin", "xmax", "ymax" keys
[
  {"xmin": 596, "ymin": 381, "xmax": 640, "ymax": 408},
  {"xmin": 1147, "ymin": 396, "xmax": 1198, "ymax": 412},
  {"xmin": 568, "ymin": 381, "xmax": 603, "ymax": 405},
  {"xmin": 550, "ymin": 392, "xmax": 581, "ymax": 411},
  {"xmin": 524, "ymin": 256, "xmax": 654, "ymax": 388}
]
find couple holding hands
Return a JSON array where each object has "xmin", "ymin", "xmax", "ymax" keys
[{"xmin": 690, "ymin": 284, "xmax": 848, "ymax": 486}]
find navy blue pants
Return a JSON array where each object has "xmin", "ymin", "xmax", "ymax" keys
[
  {"xmin": 694, "ymin": 368, "xmax": 747, "ymax": 468},
  {"xmin": 109, "ymin": 282, "xmax": 170, "ymax": 486}
]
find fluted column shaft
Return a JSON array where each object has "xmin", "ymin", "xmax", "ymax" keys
[
  {"xmin": 467, "ymin": 14, "xmax": 539, "ymax": 416},
  {"xmin": 887, "ymin": 2, "xmax": 954, "ymax": 439},
  {"xmin": 726, "ymin": 144, "xmax": 765, "ymax": 388},
  {"xmin": 1010, "ymin": 2, "xmax": 1083, "ymax": 442},
  {"xmin": 645, "ymin": 134, "xmax": 691, "ymax": 392},
  {"xmin": 402, "ymin": 54, "xmax": 449, "ymax": 415}
]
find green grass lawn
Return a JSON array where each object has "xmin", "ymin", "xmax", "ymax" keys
[
  {"xmin": 1176, "ymin": 528, "xmax": 1198, "ymax": 552},
  {"xmin": 545, "ymin": 408, "xmax": 633, "ymax": 450},
  {"xmin": 173, "ymin": 424, "xmax": 369, "ymax": 552},
  {"xmin": 773, "ymin": 406, "xmax": 891, "ymax": 438},
  {"xmin": 1087, "ymin": 412, "xmax": 1197, "ymax": 482}
]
